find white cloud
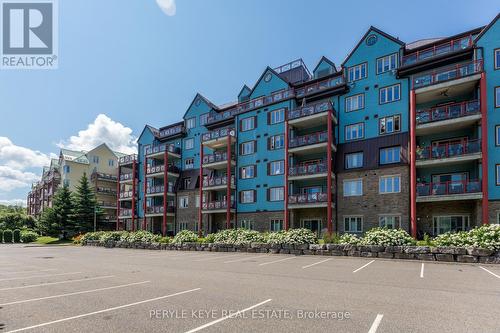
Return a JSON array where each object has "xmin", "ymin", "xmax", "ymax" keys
[
  {"xmin": 0, "ymin": 198, "xmax": 27, "ymax": 207},
  {"xmin": 0, "ymin": 137, "xmax": 53, "ymax": 170},
  {"xmin": 57, "ymin": 114, "xmax": 137, "ymax": 155},
  {"xmin": 156, "ymin": 0, "xmax": 176, "ymax": 16},
  {"xmin": 0, "ymin": 166, "xmax": 39, "ymax": 192}
]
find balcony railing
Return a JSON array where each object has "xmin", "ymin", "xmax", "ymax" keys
[
  {"xmin": 146, "ymin": 206, "xmax": 175, "ymax": 214},
  {"xmin": 417, "ymin": 180, "xmax": 481, "ymax": 197},
  {"xmin": 288, "ymin": 101, "xmax": 335, "ymax": 121},
  {"xmin": 288, "ymin": 192, "xmax": 331, "ymax": 204},
  {"xmin": 416, "ymin": 100, "xmax": 480, "ymax": 125},
  {"xmin": 201, "ymin": 128, "xmax": 235, "ymax": 142},
  {"xmin": 289, "ymin": 162, "xmax": 328, "ymax": 177},
  {"xmin": 120, "ymin": 173, "xmax": 134, "ymax": 181},
  {"xmin": 289, "ymin": 131, "xmax": 328, "ymax": 148},
  {"xmin": 96, "ymin": 187, "xmax": 117, "ymax": 196},
  {"xmin": 91, "ymin": 172, "xmax": 117, "ymax": 182},
  {"xmin": 146, "ymin": 164, "xmax": 180, "ymax": 175},
  {"xmin": 202, "ymin": 175, "xmax": 235, "ymax": 188},
  {"xmin": 119, "ymin": 209, "xmax": 133, "ymax": 217},
  {"xmin": 98, "ymin": 201, "xmax": 116, "ymax": 208},
  {"xmin": 159, "ymin": 124, "xmax": 185, "ymax": 139},
  {"xmin": 202, "ymin": 200, "xmax": 236, "ymax": 210},
  {"xmin": 295, "ymin": 76, "xmax": 345, "ymax": 98},
  {"xmin": 146, "ymin": 183, "xmax": 175, "ymax": 195},
  {"xmin": 206, "ymin": 90, "xmax": 294, "ymax": 125},
  {"xmin": 202, "ymin": 152, "xmax": 234, "ymax": 165},
  {"xmin": 416, "ymin": 139, "xmax": 481, "ymax": 160},
  {"xmin": 402, "ymin": 35, "xmax": 474, "ymax": 67},
  {"xmin": 119, "ymin": 190, "xmax": 134, "ymax": 199},
  {"xmin": 119, "ymin": 154, "xmax": 137, "ymax": 165},
  {"xmin": 412, "ymin": 60, "xmax": 483, "ymax": 89},
  {"xmin": 145, "ymin": 144, "xmax": 181, "ymax": 156}
]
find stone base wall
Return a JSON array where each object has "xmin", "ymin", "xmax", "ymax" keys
[
  {"xmin": 237, "ymin": 211, "xmax": 285, "ymax": 232},
  {"xmin": 488, "ymin": 201, "xmax": 500, "ymax": 224}
]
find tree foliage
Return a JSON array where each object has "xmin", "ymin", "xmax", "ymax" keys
[{"xmin": 73, "ymin": 173, "xmax": 99, "ymax": 233}]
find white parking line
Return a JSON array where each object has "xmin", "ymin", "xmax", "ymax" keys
[
  {"xmin": 259, "ymin": 257, "xmax": 297, "ymax": 266},
  {"xmin": 420, "ymin": 263, "xmax": 425, "ymax": 278},
  {"xmin": 0, "ymin": 275, "xmax": 115, "ymax": 291},
  {"xmin": 368, "ymin": 314, "xmax": 384, "ymax": 333},
  {"xmin": 4, "ymin": 288, "xmax": 201, "ymax": 333},
  {"xmin": 184, "ymin": 298, "xmax": 272, "ymax": 333},
  {"xmin": 223, "ymin": 255, "xmax": 265, "ymax": 264},
  {"xmin": 0, "ymin": 271, "xmax": 82, "ymax": 282},
  {"xmin": 194, "ymin": 254, "xmax": 237, "ymax": 262},
  {"xmin": 0, "ymin": 268, "xmax": 57, "ymax": 275},
  {"xmin": 0, "ymin": 281, "xmax": 151, "ymax": 306},
  {"xmin": 302, "ymin": 258, "xmax": 333, "ymax": 269},
  {"xmin": 352, "ymin": 260, "xmax": 375, "ymax": 273},
  {"xmin": 479, "ymin": 266, "xmax": 500, "ymax": 279}
]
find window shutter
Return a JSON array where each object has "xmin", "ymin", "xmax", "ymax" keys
[
  {"xmin": 267, "ymin": 188, "xmax": 270, "ymax": 201},
  {"xmin": 253, "ymin": 190, "xmax": 257, "ymax": 203},
  {"xmin": 253, "ymin": 165, "xmax": 257, "ymax": 178},
  {"xmin": 267, "ymin": 162, "xmax": 270, "ymax": 176},
  {"xmin": 239, "ymin": 143, "xmax": 243, "ymax": 155},
  {"xmin": 254, "ymin": 116, "xmax": 257, "ymax": 129},
  {"xmin": 267, "ymin": 111, "xmax": 271, "ymax": 125},
  {"xmin": 239, "ymin": 191, "xmax": 242, "ymax": 203},
  {"xmin": 239, "ymin": 119, "xmax": 242, "ymax": 131},
  {"xmin": 253, "ymin": 140, "xmax": 257, "ymax": 153},
  {"xmin": 267, "ymin": 137, "xmax": 271, "ymax": 150}
]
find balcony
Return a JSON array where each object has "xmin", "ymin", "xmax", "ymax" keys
[
  {"xmin": 201, "ymin": 200, "xmax": 236, "ymax": 213},
  {"xmin": 91, "ymin": 172, "xmax": 117, "ymax": 183},
  {"xmin": 145, "ymin": 144, "xmax": 181, "ymax": 159},
  {"xmin": 201, "ymin": 128, "xmax": 236, "ymax": 149},
  {"xmin": 202, "ymin": 152, "xmax": 235, "ymax": 169},
  {"xmin": 119, "ymin": 154, "xmax": 137, "ymax": 166},
  {"xmin": 145, "ymin": 205, "xmax": 175, "ymax": 217},
  {"xmin": 416, "ymin": 100, "xmax": 481, "ymax": 135},
  {"xmin": 146, "ymin": 183, "xmax": 175, "ymax": 196},
  {"xmin": 288, "ymin": 192, "xmax": 333, "ymax": 209},
  {"xmin": 402, "ymin": 35, "xmax": 474, "ymax": 67},
  {"xmin": 202, "ymin": 175, "xmax": 235, "ymax": 190},
  {"xmin": 295, "ymin": 75, "xmax": 345, "ymax": 98},
  {"xmin": 412, "ymin": 60, "xmax": 482, "ymax": 90},
  {"xmin": 288, "ymin": 162, "xmax": 333, "ymax": 181},
  {"xmin": 146, "ymin": 164, "xmax": 180, "ymax": 178},
  {"xmin": 119, "ymin": 190, "xmax": 134, "ymax": 200},
  {"xmin": 118, "ymin": 209, "xmax": 134, "ymax": 219},
  {"xmin": 98, "ymin": 201, "xmax": 117, "ymax": 209},
  {"xmin": 288, "ymin": 101, "xmax": 337, "ymax": 128},
  {"xmin": 288, "ymin": 131, "xmax": 335, "ymax": 155},
  {"xmin": 158, "ymin": 123, "xmax": 185, "ymax": 139},
  {"xmin": 416, "ymin": 139, "xmax": 481, "ymax": 167},
  {"xmin": 96, "ymin": 187, "xmax": 117, "ymax": 196},
  {"xmin": 120, "ymin": 173, "xmax": 135, "ymax": 182},
  {"xmin": 416, "ymin": 180, "xmax": 482, "ymax": 202}
]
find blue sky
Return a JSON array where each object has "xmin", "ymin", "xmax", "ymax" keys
[{"xmin": 0, "ymin": 0, "xmax": 499, "ymax": 205}]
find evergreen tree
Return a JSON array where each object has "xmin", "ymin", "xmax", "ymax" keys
[
  {"xmin": 52, "ymin": 185, "xmax": 75, "ymax": 237},
  {"xmin": 36, "ymin": 208, "xmax": 58, "ymax": 236},
  {"xmin": 73, "ymin": 173, "xmax": 98, "ymax": 232}
]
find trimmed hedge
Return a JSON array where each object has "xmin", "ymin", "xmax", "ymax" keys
[
  {"xmin": 13, "ymin": 229, "xmax": 21, "ymax": 243},
  {"xmin": 20, "ymin": 231, "xmax": 39, "ymax": 243},
  {"xmin": 3, "ymin": 229, "xmax": 13, "ymax": 243},
  {"xmin": 0, "ymin": 230, "xmax": 3, "ymax": 243}
]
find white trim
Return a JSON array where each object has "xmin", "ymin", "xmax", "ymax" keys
[
  {"xmin": 343, "ymin": 215, "xmax": 363, "ymax": 233},
  {"xmin": 432, "ymin": 215, "xmax": 470, "ymax": 235},
  {"xmin": 379, "ymin": 174, "xmax": 401, "ymax": 194},
  {"xmin": 343, "ymin": 178, "xmax": 363, "ymax": 197}
]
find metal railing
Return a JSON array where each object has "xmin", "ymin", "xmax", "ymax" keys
[
  {"xmin": 416, "ymin": 139, "xmax": 481, "ymax": 160},
  {"xmin": 120, "ymin": 173, "xmax": 134, "ymax": 181},
  {"xmin": 289, "ymin": 131, "xmax": 329, "ymax": 148},
  {"xmin": 288, "ymin": 101, "xmax": 335, "ymax": 121},
  {"xmin": 145, "ymin": 144, "xmax": 181, "ymax": 156},
  {"xmin": 146, "ymin": 183, "xmax": 175, "ymax": 194},
  {"xmin": 202, "ymin": 152, "xmax": 234, "ymax": 165},
  {"xmin": 119, "ymin": 154, "xmax": 137, "ymax": 165},
  {"xmin": 416, "ymin": 100, "xmax": 480, "ymax": 125},
  {"xmin": 119, "ymin": 190, "xmax": 134, "ymax": 199},
  {"xmin": 202, "ymin": 175, "xmax": 235, "ymax": 188},
  {"xmin": 288, "ymin": 192, "xmax": 331, "ymax": 204},
  {"xmin": 201, "ymin": 127, "xmax": 235, "ymax": 142},
  {"xmin": 295, "ymin": 76, "xmax": 345, "ymax": 98},
  {"xmin": 96, "ymin": 187, "xmax": 117, "ymax": 196},
  {"xmin": 159, "ymin": 124, "xmax": 184, "ymax": 139},
  {"xmin": 91, "ymin": 172, "xmax": 117, "ymax": 182},
  {"xmin": 146, "ymin": 205, "xmax": 175, "ymax": 214},
  {"xmin": 411, "ymin": 60, "xmax": 483, "ymax": 89},
  {"xmin": 402, "ymin": 35, "xmax": 474, "ymax": 66},
  {"xmin": 289, "ymin": 162, "xmax": 328, "ymax": 177},
  {"xmin": 119, "ymin": 209, "xmax": 133, "ymax": 217},
  {"xmin": 416, "ymin": 180, "xmax": 481, "ymax": 196},
  {"xmin": 146, "ymin": 164, "xmax": 180, "ymax": 175},
  {"xmin": 202, "ymin": 200, "xmax": 236, "ymax": 210}
]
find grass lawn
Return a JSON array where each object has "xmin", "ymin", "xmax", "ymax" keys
[{"xmin": 34, "ymin": 236, "xmax": 73, "ymax": 245}]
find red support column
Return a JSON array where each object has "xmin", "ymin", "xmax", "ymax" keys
[
  {"xmin": 131, "ymin": 159, "xmax": 137, "ymax": 230},
  {"xmin": 327, "ymin": 110, "xmax": 333, "ymax": 235},
  {"xmin": 162, "ymin": 150, "xmax": 168, "ymax": 236},
  {"xmin": 142, "ymin": 157, "xmax": 147, "ymax": 231},
  {"xmin": 480, "ymin": 72, "xmax": 489, "ymax": 224},
  {"xmin": 284, "ymin": 118, "xmax": 289, "ymax": 231},
  {"xmin": 226, "ymin": 135, "xmax": 232, "ymax": 229},
  {"xmin": 410, "ymin": 89, "xmax": 417, "ymax": 238},
  {"xmin": 198, "ymin": 142, "xmax": 204, "ymax": 237},
  {"xmin": 116, "ymin": 163, "xmax": 120, "ymax": 231}
]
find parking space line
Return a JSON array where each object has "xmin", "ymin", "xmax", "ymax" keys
[
  {"xmin": 223, "ymin": 255, "xmax": 265, "ymax": 264},
  {"xmin": 194, "ymin": 254, "xmax": 238, "ymax": 262},
  {"xmin": 352, "ymin": 260, "xmax": 375, "ymax": 273},
  {"xmin": 479, "ymin": 266, "xmax": 500, "ymax": 279},
  {"xmin": 368, "ymin": 314, "xmax": 384, "ymax": 333},
  {"xmin": 0, "ymin": 281, "xmax": 151, "ymax": 306},
  {"xmin": 4, "ymin": 288, "xmax": 202, "ymax": 333},
  {"xmin": 0, "ymin": 271, "xmax": 82, "ymax": 282},
  {"xmin": 302, "ymin": 258, "xmax": 333, "ymax": 269},
  {"xmin": 0, "ymin": 268, "xmax": 57, "ymax": 275},
  {"xmin": 420, "ymin": 263, "xmax": 424, "ymax": 278},
  {"xmin": 259, "ymin": 257, "xmax": 297, "ymax": 266},
  {"xmin": 0, "ymin": 275, "xmax": 115, "ymax": 291},
  {"xmin": 184, "ymin": 298, "xmax": 272, "ymax": 333}
]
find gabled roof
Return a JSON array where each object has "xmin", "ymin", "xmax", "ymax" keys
[
  {"xmin": 137, "ymin": 124, "xmax": 160, "ymax": 142},
  {"xmin": 248, "ymin": 66, "xmax": 289, "ymax": 98},
  {"xmin": 341, "ymin": 26, "xmax": 404, "ymax": 66},
  {"xmin": 312, "ymin": 56, "xmax": 336, "ymax": 74},
  {"xmin": 474, "ymin": 12, "xmax": 500, "ymax": 43},
  {"xmin": 182, "ymin": 93, "xmax": 219, "ymax": 119},
  {"xmin": 238, "ymin": 85, "xmax": 251, "ymax": 99}
]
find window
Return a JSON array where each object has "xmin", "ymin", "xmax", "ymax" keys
[
  {"xmin": 345, "ymin": 123, "xmax": 364, "ymax": 141},
  {"xmin": 379, "ymin": 175, "xmax": 401, "ymax": 194},
  {"xmin": 186, "ymin": 117, "xmax": 196, "ymax": 129},
  {"xmin": 240, "ymin": 190, "xmax": 255, "ymax": 203},
  {"xmin": 240, "ymin": 141, "xmax": 256, "ymax": 155},
  {"xmin": 377, "ymin": 53, "xmax": 398, "ymax": 74},
  {"xmin": 347, "ymin": 63, "xmax": 367, "ymax": 82},
  {"xmin": 240, "ymin": 165, "xmax": 256, "ymax": 179},
  {"xmin": 179, "ymin": 196, "xmax": 189, "ymax": 208},
  {"xmin": 345, "ymin": 152, "xmax": 363, "ymax": 169},
  {"xmin": 379, "ymin": 84, "xmax": 401, "ymax": 104},
  {"xmin": 183, "ymin": 177, "xmax": 191, "ymax": 189},
  {"xmin": 200, "ymin": 113, "xmax": 209, "ymax": 126},
  {"xmin": 63, "ymin": 165, "xmax": 70, "ymax": 173},
  {"xmin": 379, "ymin": 215, "xmax": 401, "ymax": 229},
  {"xmin": 496, "ymin": 87, "xmax": 500, "ymax": 108},
  {"xmin": 379, "ymin": 115, "xmax": 401, "ymax": 135},
  {"xmin": 184, "ymin": 158, "xmax": 194, "ymax": 169},
  {"xmin": 195, "ymin": 195, "xmax": 200, "ymax": 208},
  {"xmin": 380, "ymin": 146, "xmax": 401, "ymax": 165},
  {"xmin": 497, "ymin": 126, "xmax": 500, "ymax": 146},
  {"xmin": 239, "ymin": 219, "xmax": 254, "ymax": 230},
  {"xmin": 108, "ymin": 159, "xmax": 114, "ymax": 167},
  {"xmin": 433, "ymin": 216, "xmax": 470, "ymax": 235},
  {"xmin": 270, "ymin": 219, "xmax": 283, "ymax": 232},
  {"xmin": 345, "ymin": 94, "xmax": 364, "ymax": 112},
  {"xmin": 185, "ymin": 138, "xmax": 194, "ymax": 150},
  {"xmin": 269, "ymin": 134, "xmax": 284, "ymax": 150},
  {"xmin": 240, "ymin": 116, "xmax": 256, "ymax": 131},
  {"xmin": 344, "ymin": 216, "xmax": 363, "ymax": 233},
  {"xmin": 63, "ymin": 179, "xmax": 70, "ymax": 187},
  {"xmin": 179, "ymin": 222, "xmax": 188, "ymax": 231},
  {"xmin": 269, "ymin": 187, "xmax": 284, "ymax": 201},
  {"xmin": 92, "ymin": 156, "xmax": 99, "ymax": 164},
  {"xmin": 497, "ymin": 164, "xmax": 500, "ymax": 185},
  {"xmin": 269, "ymin": 108, "xmax": 285, "ymax": 124},
  {"xmin": 343, "ymin": 179, "xmax": 362, "ymax": 196},
  {"xmin": 495, "ymin": 49, "xmax": 500, "ymax": 70},
  {"xmin": 269, "ymin": 160, "xmax": 285, "ymax": 175}
]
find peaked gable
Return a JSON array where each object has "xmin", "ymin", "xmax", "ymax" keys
[
  {"xmin": 313, "ymin": 56, "xmax": 337, "ymax": 78},
  {"xmin": 248, "ymin": 67, "xmax": 289, "ymax": 100},
  {"xmin": 183, "ymin": 93, "xmax": 217, "ymax": 119},
  {"xmin": 474, "ymin": 12, "xmax": 500, "ymax": 43},
  {"xmin": 238, "ymin": 85, "xmax": 251, "ymax": 102}
]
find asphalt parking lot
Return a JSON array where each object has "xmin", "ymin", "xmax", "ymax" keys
[{"xmin": 0, "ymin": 244, "xmax": 499, "ymax": 333}]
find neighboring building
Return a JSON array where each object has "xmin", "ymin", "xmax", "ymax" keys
[
  {"xmin": 125, "ymin": 14, "xmax": 500, "ymax": 238},
  {"xmin": 27, "ymin": 143, "xmax": 127, "ymax": 230}
]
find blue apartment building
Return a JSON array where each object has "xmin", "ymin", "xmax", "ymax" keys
[{"xmin": 116, "ymin": 14, "xmax": 500, "ymax": 238}]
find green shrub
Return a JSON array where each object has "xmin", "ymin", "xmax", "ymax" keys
[
  {"xmin": 3, "ymin": 229, "xmax": 13, "ymax": 243},
  {"xmin": 205, "ymin": 233, "xmax": 216, "ymax": 243},
  {"xmin": 0, "ymin": 230, "xmax": 3, "ymax": 243},
  {"xmin": 360, "ymin": 228, "xmax": 415, "ymax": 246},
  {"xmin": 338, "ymin": 233, "xmax": 360, "ymax": 245},
  {"xmin": 80, "ymin": 231, "xmax": 105, "ymax": 243},
  {"xmin": 434, "ymin": 225, "xmax": 500, "ymax": 250},
  {"xmin": 323, "ymin": 233, "xmax": 340, "ymax": 244},
  {"xmin": 121, "ymin": 231, "xmax": 161, "ymax": 244},
  {"xmin": 13, "ymin": 229, "xmax": 21, "ymax": 243},
  {"xmin": 159, "ymin": 236, "xmax": 171, "ymax": 244},
  {"xmin": 20, "ymin": 230, "xmax": 38, "ymax": 243},
  {"xmin": 211, "ymin": 229, "xmax": 267, "ymax": 246},
  {"xmin": 267, "ymin": 228, "xmax": 317, "ymax": 245},
  {"xmin": 172, "ymin": 230, "xmax": 198, "ymax": 245},
  {"xmin": 99, "ymin": 231, "xmax": 128, "ymax": 244}
]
